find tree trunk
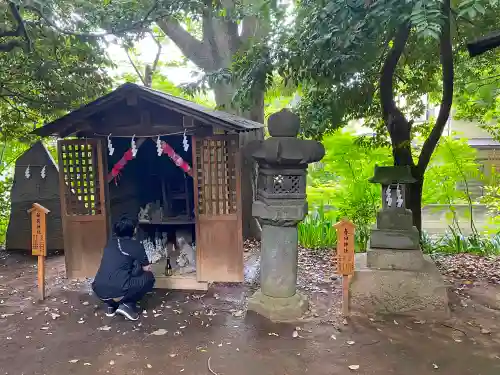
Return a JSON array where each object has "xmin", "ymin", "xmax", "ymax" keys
[
  {"xmin": 408, "ymin": 173, "xmax": 423, "ymax": 233},
  {"xmin": 158, "ymin": 10, "xmax": 267, "ymax": 240}
]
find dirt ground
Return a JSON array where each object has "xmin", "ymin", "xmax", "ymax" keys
[{"xmin": 1, "ymin": 250, "xmax": 500, "ymax": 375}]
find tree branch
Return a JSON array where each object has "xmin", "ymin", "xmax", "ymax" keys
[
  {"xmin": 157, "ymin": 18, "xmax": 213, "ymax": 71},
  {"xmin": 0, "ymin": 2, "xmax": 31, "ymax": 53},
  {"xmin": 379, "ymin": 23, "xmax": 413, "ymax": 166},
  {"xmin": 202, "ymin": 2, "xmax": 221, "ymax": 67},
  {"xmin": 124, "ymin": 48, "xmax": 146, "ymax": 85},
  {"xmin": 418, "ymin": 0, "xmax": 454, "ymax": 173},
  {"xmin": 380, "ymin": 24, "xmax": 411, "ymax": 121},
  {"xmin": 25, "ymin": 1, "xmax": 159, "ymax": 38},
  {"xmin": 150, "ymin": 31, "xmax": 162, "ymax": 74}
]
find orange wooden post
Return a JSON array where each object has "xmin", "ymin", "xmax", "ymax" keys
[
  {"xmin": 334, "ymin": 219, "xmax": 356, "ymax": 317},
  {"xmin": 28, "ymin": 203, "xmax": 50, "ymax": 300}
]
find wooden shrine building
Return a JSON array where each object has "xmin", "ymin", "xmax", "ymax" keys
[{"xmin": 33, "ymin": 83, "xmax": 263, "ymax": 290}]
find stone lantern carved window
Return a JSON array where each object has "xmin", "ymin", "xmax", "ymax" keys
[
  {"xmin": 272, "ymin": 174, "xmax": 301, "ymax": 194},
  {"xmin": 257, "ymin": 168, "xmax": 306, "ymax": 201}
]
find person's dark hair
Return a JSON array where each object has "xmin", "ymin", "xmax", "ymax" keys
[{"xmin": 113, "ymin": 217, "xmax": 137, "ymax": 238}]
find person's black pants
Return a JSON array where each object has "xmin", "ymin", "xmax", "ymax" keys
[
  {"xmin": 93, "ymin": 272, "xmax": 155, "ymax": 306},
  {"xmin": 122, "ymin": 272, "xmax": 155, "ymax": 304}
]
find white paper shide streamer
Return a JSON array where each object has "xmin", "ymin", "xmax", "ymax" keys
[
  {"xmin": 156, "ymin": 136, "xmax": 163, "ymax": 156},
  {"xmin": 107, "ymin": 134, "xmax": 114, "ymax": 156},
  {"xmin": 182, "ymin": 130, "xmax": 189, "ymax": 152},
  {"xmin": 385, "ymin": 185, "xmax": 392, "ymax": 207},
  {"xmin": 41, "ymin": 166, "xmax": 47, "ymax": 179},
  {"xmin": 131, "ymin": 135, "xmax": 138, "ymax": 157},
  {"xmin": 396, "ymin": 183, "xmax": 404, "ymax": 208},
  {"xmin": 25, "ymin": 165, "xmax": 31, "ymax": 179}
]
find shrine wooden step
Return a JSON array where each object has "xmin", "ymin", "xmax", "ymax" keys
[{"xmin": 154, "ymin": 275, "xmax": 208, "ymax": 291}]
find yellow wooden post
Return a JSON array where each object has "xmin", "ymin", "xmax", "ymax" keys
[
  {"xmin": 28, "ymin": 203, "xmax": 50, "ymax": 300},
  {"xmin": 334, "ymin": 219, "xmax": 356, "ymax": 317}
]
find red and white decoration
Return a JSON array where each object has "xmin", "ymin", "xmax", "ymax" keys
[
  {"xmin": 160, "ymin": 140, "xmax": 192, "ymax": 176},
  {"xmin": 108, "ymin": 148, "xmax": 134, "ymax": 183},
  {"xmin": 107, "ymin": 137, "xmax": 192, "ymax": 184}
]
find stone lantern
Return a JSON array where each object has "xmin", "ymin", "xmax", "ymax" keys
[
  {"xmin": 246, "ymin": 109, "xmax": 325, "ymax": 321},
  {"xmin": 368, "ymin": 165, "xmax": 420, "ymax": 253},
  {"xmin": 349, "ymin": 164, "xmax": 449, "ymax": 319}
]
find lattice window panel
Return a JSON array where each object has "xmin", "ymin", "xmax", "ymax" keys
[
  {"xmin": 60, "ymin": 142, "xmax": 102, "ymax": 216},
  {"xmin": 196, "ymin": 138, "xmax": 238, "ymax": 215},
  {"xmin": 271, "ymin": 175, "xmax": 301, "ymax": 194}
]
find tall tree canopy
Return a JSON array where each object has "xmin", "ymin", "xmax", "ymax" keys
[
  {"xmin": 0, "ymin": 1, "xmax": 112, "ymax": 141},
  {"xmin": 39, "ymin": 0, "xmax": 289, "ymax": 124},
  {"xmin": 233, "ymin": 0, "xmax": 500, "ymax": 231}
]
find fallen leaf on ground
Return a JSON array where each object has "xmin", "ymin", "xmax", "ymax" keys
[
  {"xmin": 348, "ymin": 365, "xmax": 360, "ymax": 370},
  {"xmin": 292, "ymin": 330, "xmax": 299, "ymax": 338},
  {"xmin": 232, "ymin": 310, "xmax": 244, "ymax": 318},
  {"xmin": 481, "ymin": 328, "xmax": 491, "ymax": 334},
  {"xmin": 116, "ymin": 353, "xmax": 123, "ymax": 356},
  {"xmin": 342, "ymin": 319, "xmax": 348, "ymax": 325},
  {"xmin": 346, "ymin": 341, "xmax": 355, "ymax": 345},
  {"xmin": 169, "ymin": 354, "xmax": 177, "ymax": 358},
  {"xmin": 109, "ymin": 360, "xmax": 115, "ymax": 365},
  {"xmin": 433, "ymin": 363, "xmax": 439, "ymax": 369},
  {"xmin": 268, "ymin": 332, "xmax": 279, "ymax": 336},
  {"xmin": 454, "ymin": 339, "xmax": 463, "ymax": 343},
  {"xmin": 393, "ymin": 320, "xmax": 399, "ymax": 325},
  {"xmin": 51, "ymin": 313, "xmax": 60, "ymax": 320},
  {"xmin": 147, "ymin": 364, "xmax": 152, "ymax": 369},
  {"xmin": 98, "ymin": 325, "xmax": 112, "ymax": 331},
  {"xmin": 68, "ymin": 359, "xmax": 79, "ymax": 364},
  {"xmin": 1, "ymin": 314, "xmax": 14, "ymax": 318},
  {"xmin": 330, "ymin": 334, "xmax": 337, "ymax": 340},
  {"xmin": 151, "ymin": 329, "xmax": 168, "ymax": 336},
  {"xmin": 82, "ymin": 301, "xmax": 89, "ymax": 306},
  {"xmin": 84, "ymin": 363, "xmax": 92, "ymax": 366}
]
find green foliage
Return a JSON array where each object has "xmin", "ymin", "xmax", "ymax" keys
[
  {"xmin": 298, "ymin": 205, "xmax": 337, "ymax": 250},
  {"xmin": 275, "ymin": 0, "xmax": 497, "ymax": 139},
  {"xmin": 307, "ymin": 131, "xmax": 392, "ymax": 250},
  {"xmin": 0, "ymin": 1, "xmax": 114, "ymax": 244},
  {"xmin": 422, "ymin": 229, "xmax": 500, "ymax": 256},
  {"xmin": 306, "ymin": 131, "xmax": 483, "ymax": 251},
  {"xmin": 422, "ymin": 135, "xmax": 482, "ymax": 205}
]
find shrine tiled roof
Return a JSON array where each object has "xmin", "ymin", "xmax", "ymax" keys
[{"xmin": 33, "ymin": 83, "xmax": 263, "ymax": 137}]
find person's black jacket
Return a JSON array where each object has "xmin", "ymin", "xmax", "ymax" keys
[{"xmin": 92, "ymin": 237, "xmax": 150, "ymax": 299}]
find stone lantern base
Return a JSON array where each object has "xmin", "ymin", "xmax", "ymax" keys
[
  {"xmin": 349, "ymin": 252, "xmax": 450, "ymax": 320},
  {"xmin": 247, "ymin": 289, "xmax": 309, "ymax": 322}
]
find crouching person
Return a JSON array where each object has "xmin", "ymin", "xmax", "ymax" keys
[{"xmin": 92, "ymin": 217, "xmax": 155, "ymax": 321}]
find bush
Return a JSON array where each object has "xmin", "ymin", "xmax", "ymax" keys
[
  {"xmin": 298, "ymin": 204, "xmax": 337, "ymax": 250},
  {"xmin": 421, "ymin": 228, "xmax": 500, "ymax": 256}
]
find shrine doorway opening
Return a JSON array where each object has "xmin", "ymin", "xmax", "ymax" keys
[{"xmin": 108, "ymin": 135, "xmax": 199, "ymax": 289}]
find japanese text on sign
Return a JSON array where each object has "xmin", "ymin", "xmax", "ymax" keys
[
  {"xmin": 334, "ymin": 219, "xmax": 355, "ymax": 276},
  {"xmin": 29, "ymin": 205, "xmax": 48, "ymax": 257}
]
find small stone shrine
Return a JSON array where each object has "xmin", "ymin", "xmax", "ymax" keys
[
  {"xmin": 350, "ymin": 165, "xmax": 449, "ymax": 319},
  {"xmin": 246, "ymin": 109, "xmax": 325, "ymax": 321}
]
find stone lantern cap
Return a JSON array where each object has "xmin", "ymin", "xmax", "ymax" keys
[
  {"xmin": 369, "ymin": 165, "xmax": 416, "ymax": 185},
  {"xmin": 245, "ymin": 109, "xmax": 325, "ymax": 167}
]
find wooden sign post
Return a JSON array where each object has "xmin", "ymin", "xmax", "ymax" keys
[
  {"xmin": 28, "ymin": 203, "xmax": 50, "ymax": 300},
  {"xmin": 334, "ymin": 219, "xmax": 356, "ymax": 317}
]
